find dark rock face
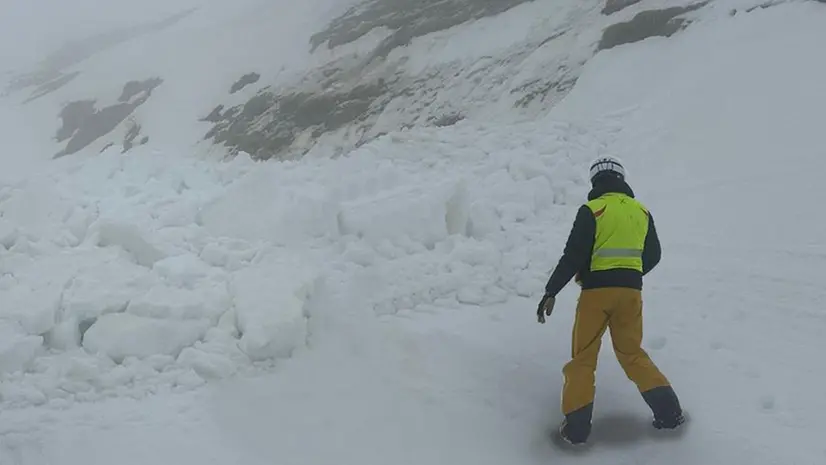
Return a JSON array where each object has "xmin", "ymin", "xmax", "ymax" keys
[
  {"xmin": 309, "ymin": 0, "xmax": 537, "ymax": 52},
  {"xmin": 203, "ymin": 0, "xmax": 583, "ymax": 161},
  {"xmin": 56, "ymin": 100, "xmax": 97, "ymax": 143},
  {"xmin": 230, "ymin": 73, "xmax": 261, "ymax": 94},
  {"xmin": 202, "ymin": 37, "xmax": 582, "ymax": 161},
  {"xmin": 598, "ymin": 2, "xmax": 710, "ymax": 51},
  {"xmin": 432, "ymin": 113, "xmax": 464, "ymax": 127},
  {"xmin": 203, "ymin": 0, "xmax": 713, "ymax": 162},
  {"xmin": 54, "ymin": 78, "xmax": 163, "ymax": 158},
  {"xmin": 205, "ymin": 79, "xmax": 388, "ymax": 160},
  {"xmin": 512, "ymin": 74, "xmax": 578, "ymax": 109},
  {"xmin": 203, "ymin": 105, "xmax": 225, "ymax": 123},
  {"xmin": 120, "ymin": 78, "xmax": 163, "ymax": 102},
  {"xmin": 12, "ymin": 0, "xmax": 722, "ymax": 161},
  {"xmin": 123, "ymin": 121, "xmax": 150, "ymax": 152}
]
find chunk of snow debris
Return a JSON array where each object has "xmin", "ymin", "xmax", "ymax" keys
[
  {"xmin": 82, "ymin": 313, "xmax": 210, "ymax": 363},
  {"xmin": 45, "ymin": 318, "xmax": 82, "ymax": 351},
  {"xmin": 445, "ymin": 180, "xmax": 471, "ymax": 236},
  {"xmin": 0, "ymin": 217, "xmax": 17, "ymax": 249},
  {"xmin": 457, "ymin": 286, "xmax": 486, "ymax": 305},
  {"xmin": 484, "ymin": 285, "xmax": 509, "ymax": 304},
  {"xmin": 449, "ymin": 239, "xmax": 502, "ymax": 267},
  {"xmin": 498, "ymin": 202, "xmax": 534, "ymax": 224},
  {"xmin": 51, "ymin": 353, "xmax": 117, "ymax": 385},
  {"xmin": 96, "ymin": 220, "xmax": 167, "ymax": 267},
  {"xmin": 338, "ymin": 180, "xmax": 469, "ymax": 247},
  {"xmin": 341, "ymin": 240, "xmax": 378, "ymax": 266},
  {"xmin": 126, "ymin": 280, "xmax": 231, "ymax": 322},
  {"xmin": 156, "ymin": 201, "xmax": 200, "ymax": 228},
  {"xmin": 374, "ymin": 240, "xmax": 405, "ymax": 260},
  {"xmin": 145, "ymin": 354, "xmax": 176, "ymax": 371},
  {"xmin": 215, "ymin": 308, "xmax": 240, "ymax": 338},
  {"xmin": 468, "ymin": 202, "xmax": 500, "ymax": 238},
  {"xmin": 174, "ymin": 369, "xmax": 205, "ymax": 390},
  {"xmin": 199, "ymin": 239, "xmax": 260, "ymax": 270},
  {"xmin": 151, "ymin": 254, "xmax": 225, "ymax": 288},
  {"xmin": 0, "ymin": 276, "xmax": 14, "ymax": 293},
  {"xmin": 61, "ymin": 258, "xmax": 150, "ymax": 321},
  {"xmin": 1, "ymin": 284, "xmax": 61, "ymax": 335},
  {"xmin": 231, "ymin": 254, "xmax": 315, "ymax": 361},
  {"xmin": 0, "ymin": 322, "xmax": 43, "ymax": 375},
  {"xmin": 177, "ymin": 346, "xmax": 238, "ymax": 379},
  {"xmin": 0, "ymin": 183, "xmax": 73, "ymax": 244},
  {"xmin": 64, "ymin": 206, "xmax": 94, "ymax": 244},
  {"xmin": 0, "ymin": 382, "xmax": 48, "ymax": 406},
  {"xmin": 199, "ymin": 168, "xmax": 340, "ymax": 245},
  {"xmin": 514, "ymin": 277, "xmax": 543, "ymax": 298}
]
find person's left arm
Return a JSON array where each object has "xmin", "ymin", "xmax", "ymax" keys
[{"xmin": 544, "ymin": 205, "xmax": 595, "ymax": 298}]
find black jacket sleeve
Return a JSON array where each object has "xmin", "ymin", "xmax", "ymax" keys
[
  {"xmin": 544, "ymin": 205, "xmax": 595, "ymax": 297},
  {"xmin": 641, "ymin": 212, "xmax": 661, "ymax": 275}
]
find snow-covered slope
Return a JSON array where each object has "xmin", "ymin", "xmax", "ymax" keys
[
  {"xmin": 0, "ymin": 0, "xmax": 342, "ymax": 160},
  {"xmin": 1, "ymin": 0, "xmax": 724, "ymax": 162},
  {"xmin": 3, "ymin": 0, "xmax": 826, "ymax": 464}
]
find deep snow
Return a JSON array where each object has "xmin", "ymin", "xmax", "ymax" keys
[{"xmin": 3, "ymin": 0, "xmax": 826, "ymax": 464}]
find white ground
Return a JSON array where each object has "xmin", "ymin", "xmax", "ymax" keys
[{"xmin": 2, "ymin": 1, "xmax": 826, "ymax": 464}]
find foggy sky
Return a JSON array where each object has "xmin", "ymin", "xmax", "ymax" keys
[{"xmin": 0, "ymin": 0, "xmax": 206, "ymax": 72}]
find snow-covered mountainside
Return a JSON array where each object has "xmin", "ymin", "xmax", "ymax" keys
[
  {"xmin": 2, "ymin": 0, "xmax": 826, "ymax": 464},
  {"xmin": 3, "ymin": 0, "xmax": 723, "ymax": 162}
]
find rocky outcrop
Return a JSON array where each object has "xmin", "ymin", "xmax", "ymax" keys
[
  {"xmin": 122, "ymin": 120, "xmax": 149, "ymax": 153},
  {"xmin": 204, "ymin": 79, "xmax": 388, "ymax": 160},
  {"xmin": 7, "ymin": 0, "xmax": 719, "ymax": 160},
  {"xmin": 200, "ymin": 0, "xmax": 715, "ymax": 161},
  {"xmin": 598, "ymin": 2, "xmax": 710, "ymax": 51},
  {"xmin": 120, "ymin": 78, "xmax": 163, "ymax": 102},
  {"xmin": 203, "ymin": 0, "xmax": 583, "ymax": 161},
  {"xmin": 202, "ymin": 35, "xmax": 583, "ymax": 161},
  {"xmin": 54, "ymin": 78, "xmax": 162, "ymax": 158},
  {"xmin": 230, "ymin": 73, "xmax": 261, "ymax": 94},
  {"xmin": 309, "ymin": 0, "xmax": 536, "ymax": 52}
]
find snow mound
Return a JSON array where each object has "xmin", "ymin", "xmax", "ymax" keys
[
  {"xmin": 231, "ymin": 251, "xmax": 316, "ymax": 361},
  {"xmin": 198, "ymin": 166, "xmax": 341, "ymax": 246},
  {"xmin": 0, "ymin": 322, "xmax": 43, "ymax": 375},
  {"xmin": 0, "ymin": 114, "xmax": 605, "ymax": 407},
  {"xmin": 83, "ymin": 313, "xmax": 211, "ymax": 363},
  {"xmin": 96, "ymin": 220, "xmax": 168, "ymax": 267},
  {"xmin": 337, "ymin": 178, "xmax": 470, "ymax": 247},
  {"xmin": 0, "ymin": 148, "xmax": 323, "ymax": 406}
]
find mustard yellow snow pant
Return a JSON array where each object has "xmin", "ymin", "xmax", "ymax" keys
[{"xmin": 561, "ymin": 287, "xmax": 671, "ymax": 415}]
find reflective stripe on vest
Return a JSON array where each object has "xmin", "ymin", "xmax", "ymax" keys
[
  {"xmin": 593, "ymin": 248, "xmax": 643, "ymax": 258},
  {"xmin": 585, "ymin": 193, "xmax": 649, "ymax": 272}
]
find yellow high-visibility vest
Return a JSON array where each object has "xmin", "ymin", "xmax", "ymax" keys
[{"xmin": 585, "ymin": 193, "xmax": 649, "ymax": 272}]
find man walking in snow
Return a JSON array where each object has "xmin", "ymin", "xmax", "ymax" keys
[{"xmin": 537, "ymin": 156, "xmax": 684, "ymax": 445}]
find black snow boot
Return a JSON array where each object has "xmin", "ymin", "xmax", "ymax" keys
[
  {"xmin": 559, "ymin": 403, "xmax": 593, "ymax": 445},
  {"xmin": 641, "ymin": 385, "xmax": 685, "ymax": 429}
]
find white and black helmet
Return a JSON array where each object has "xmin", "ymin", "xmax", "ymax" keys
[{"xmin": 589, "ymin": 156, "xmax": 626, "ymax": 183}]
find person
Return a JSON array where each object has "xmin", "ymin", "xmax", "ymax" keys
[{"xmin": 536, "ymin": 155, "xmax": 684, "ymax": 446}]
